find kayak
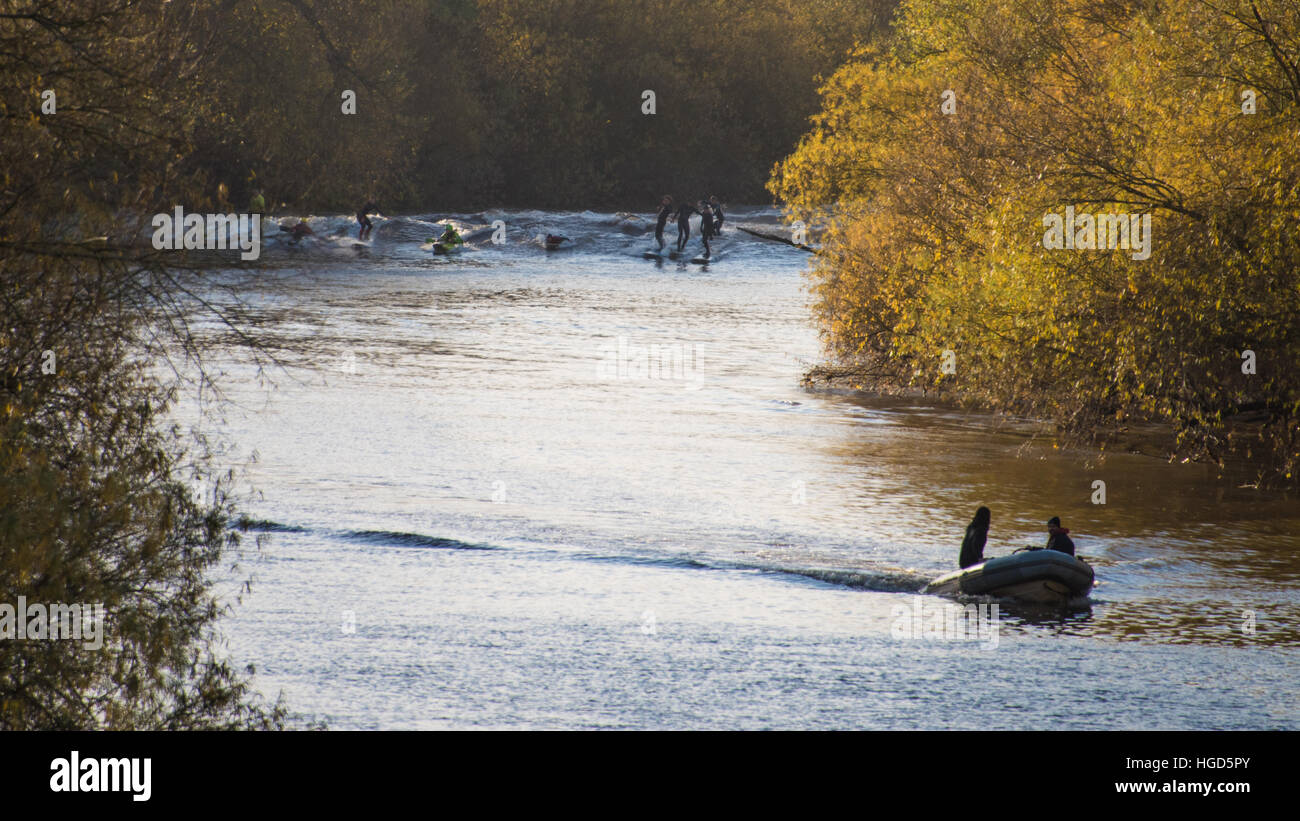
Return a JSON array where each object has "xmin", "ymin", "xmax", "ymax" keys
[
  {"xmin": 431, "ymin": 242, "xmax": 463, "ymax": 255},
  {"xmin": 923, "ymin": 549, "xmax": 1095, "ymax": 605}
]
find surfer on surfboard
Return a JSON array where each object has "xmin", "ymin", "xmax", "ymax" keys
[
  {"xmin": 708, "ymin": 196, "xmax": 724, "ymax": 237},
  {"xmin": 697, "ymin": 200, "xmax": 714, "ymax": 259},
  {"xmin": 357, "ymin": 199, "xmax": 379, "ymax": 240},
  {"xmin": 654, "ymin": 195, "xmax": 673, "ymax": 251},
  {"xmin": 674, "ymin": 200, "xmax": 697, "ymax": 253}
]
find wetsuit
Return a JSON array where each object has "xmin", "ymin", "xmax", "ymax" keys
[
  {"xmin": 959, "ymin": 517, "xmax": 989, "ymax": 568},
  {"xmin": 675, "ymin": 204, "xmax": 697, "ymax": 252},
  {"xmin": 699, "ymin": 207, "xmax": 714, "ymax": 257},
  {"xmin": 710, "ymin": 201, "xmax": 723, "ymax": 236},
  {"xmin": 655, "ymin": 203, "xmax": 673, "ymax": 250},
  {"xmin": 357, "ymin": 202, "xmax": 378, "ymax": 237}
]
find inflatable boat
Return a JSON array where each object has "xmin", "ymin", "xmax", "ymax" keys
[{"xmin": 923, "ymin": 549, "xmax": 1094, "ymax": 605}]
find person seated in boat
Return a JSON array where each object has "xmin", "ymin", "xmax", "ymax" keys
[
  {"xmin": 434, "ymin": 223, "xmax": 463, "ymax": 246},
  {"xmin": 1045, "ymin": 516, "xmax": 1076, "ymax": 556},
  {"xmin": 959, "ymin": 506, "xmax": 990, "ymax": 568}
]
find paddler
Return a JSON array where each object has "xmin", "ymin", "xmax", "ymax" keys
[
  {"xmin": 433, "ymin": 223, "xmax": 463, "ymax": 247},
  {"xmin": 281, "ymin": 218, "xmax": 314, "ymax": 243}
]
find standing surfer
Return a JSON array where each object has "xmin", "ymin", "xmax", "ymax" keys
[
  {"xmin": 654, "ymin": 195, "xmax": 674, "ymax": 251},
  {"xmin": 675, "ymin": 200, "xmax": 698, "ymax": 253},
  {"xmin": 357, "ymin": 199, "xmax": 379, "ymax": 239},
  {"xmin": 698, "ymin": 200, "xmax": 714, "ymax": 258}
]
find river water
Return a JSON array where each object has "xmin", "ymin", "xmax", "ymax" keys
[{"xmin": 187, "ymin": 209, "xmax": 1299, "ymax": 729}]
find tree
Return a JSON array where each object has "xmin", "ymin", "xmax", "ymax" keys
[
  {"xmin": 1, "ymin": 0, "xmax": 282, "ymax": 729},
  {"xmin": 772, "ymin": 0, "xmax": 1300, "ymax": 484}
]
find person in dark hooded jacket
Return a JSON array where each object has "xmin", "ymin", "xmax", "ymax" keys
[
  {"xmin": 1045, "ymin": 516, "xmax": 1076, "ymax": 556},
  {"xmin": 959, "ymin": 506, "xmax": 991, "ymax": 568}
]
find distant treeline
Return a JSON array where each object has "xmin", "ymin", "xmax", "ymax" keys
[
  {"xmin": 772, "ymin": 0, "xmax": 1300, "ymax": 485},
  {"xmin": 184, "ymin": 0, "xmax": 897, "ymax": 212}
]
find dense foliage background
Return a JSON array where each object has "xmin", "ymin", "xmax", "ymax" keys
[
  {"xmin": 771, "ymin": 0, "xmax": 1300, "ymax": 485},
  {"xmin": 189, "ymin": 0, "xmax": 898, "ymax": 211}
]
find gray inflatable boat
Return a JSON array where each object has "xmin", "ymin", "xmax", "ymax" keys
[{"xmin": 923, "ymin": 549, "xmax": 1095, "ymax": 605}]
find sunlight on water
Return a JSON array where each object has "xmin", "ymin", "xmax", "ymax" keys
[{"xmin": 183, "ymin": 209, "xmax": 1299, "ymax": 729}]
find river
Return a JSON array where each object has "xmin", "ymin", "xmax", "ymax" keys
[{"xmin": 184, "ymin": 208, "xmax": 1299, "ymax": 729}]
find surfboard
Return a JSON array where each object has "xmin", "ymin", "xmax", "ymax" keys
[
  {"xmin": 690, "ymin": 253, "xmax": 720, "ymax": 264},
  {"xmin": 643, "ymin": 250, "xmax": 665, "ymax": 259}
]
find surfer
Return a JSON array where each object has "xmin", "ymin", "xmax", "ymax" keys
[
  {"xmin": 654, "ymin": 195, "xmax": 673, "ymax": 251},
  {"xmin": 545, "ymin": 233, "xmax": 569, "ymax": 247},
  {"xmin": 709, "ymin": 196, "xmax": 723, "ymax": 236},
  {"xmin": 357, "ymin": 199, "xmax": 379, "ymax": 239},
  {"xmin": 674, "ymin": 200, "xmax": 698, "ymax": 253},
  {"xmin": 959, "ymin": 506, "xmax": 991, "ymax": 568},
  {"xmin": 1045, "ymin": 516, "xmax": 1076, "ymax": 556},
  {"xmin": 698, "ymin": 200, "xmax": 714, "ymax": 258},
  {"xmin": 279, "ymin": 219, "xmax": 314, "ymax": 243}
]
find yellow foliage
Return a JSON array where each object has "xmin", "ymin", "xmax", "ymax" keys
[{"xmin": 773, "ymin": 0, "xmax": 1300, "ymax": 482}]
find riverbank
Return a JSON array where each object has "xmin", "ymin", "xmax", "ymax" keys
[{"xmin": 803, "ymin": 362, "xmax": 1294, "ymax": 487}]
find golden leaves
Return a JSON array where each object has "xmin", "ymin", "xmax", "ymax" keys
[{"xmin": 772, "ymin": 0, "xmax": 1300, "ymax": 483}]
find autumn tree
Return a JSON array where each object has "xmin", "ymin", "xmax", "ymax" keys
[{"xmin": 772, "ymin": 0, "xmax": 1300, "ymax": 484}]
